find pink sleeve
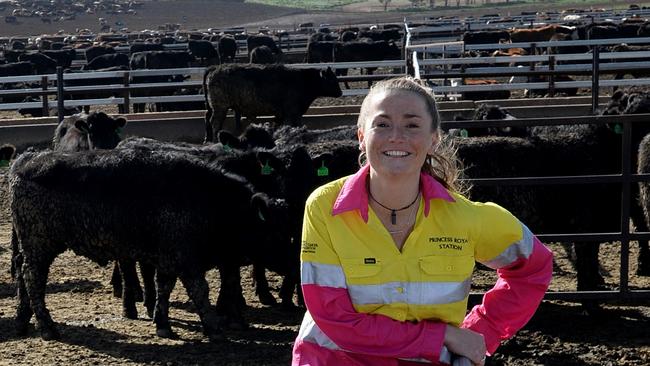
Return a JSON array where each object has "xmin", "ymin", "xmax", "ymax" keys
[
  {"xmin": 461, "ymin": 237, "xmax": 553, "ymax": 354},
  {"xmin": 303, "ymin": 283, "xmax": 447, "ymax": 362}
]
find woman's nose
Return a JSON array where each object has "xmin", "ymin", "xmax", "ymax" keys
[{"xmin": 388, "ymin": 126, "xmax": 406, "ymax": 141}]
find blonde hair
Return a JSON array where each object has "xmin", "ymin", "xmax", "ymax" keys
[{"xmin": 357, "ymin": 76, "xmax": 469, "ymax": 195}]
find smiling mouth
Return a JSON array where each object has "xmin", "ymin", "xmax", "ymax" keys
[{"xmin": 383, "ymin": 150, "xmax": 410, "ymax": 157}]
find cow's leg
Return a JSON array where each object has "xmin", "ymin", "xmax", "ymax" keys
[
  {"xmin": 337, "ymin": 68, "xmax": 350, "ymax": 89},
  {"xmin": 13, "ymin": 232, "xmax": 32, "ymax": 336},
  {"xmin": 216, "ymin": 263, "xmax": 247, "ymax": 330},
  {"xmin": 630, "ymin": 187, "xmax": 650, "ymax": 276},
  {"xmin": 575, "ymin": 242, "xmax": 604, "ymax": 291},
  {"xmin": 204, "ymin": 103, "xmax": 214, "ymax": 142},
  {"xmin": 366, "ymin": 67, "xmax": 377, "ymax": 88},
  {"xmin": 110, "ymin": 261, "xmax": 122, "ymax": 298},
  {"xmin": 153, "ymin": 270, "xmax": 177, "ymax": 339},
  {"xmin": 22, "ymin": 251, "xmax": 59, "ymax": 340},
  {"xmin": 214, "ymin": 108, "xmax": 228, "ymax": 135},
  {"xmin": 252, "ymin": 263, "xmax": 277, "ymax": 306},
  {"xmin": 278, "ymin": 274, "xmax": 297, "ymax": 310},
  {"xmin": 118, "ymin": 259, "xmax": 139, "ymax": 319},
  {"xmin": 139, "ymin": 262, "xmax": 156, "ymax": 318},
  {"xmin": 179, "ymin": 272, "xmax": 223, "ymax": 342},
  {"xmin": 575, "ymin": 241, "xmax": 604, "ymax": 314}
]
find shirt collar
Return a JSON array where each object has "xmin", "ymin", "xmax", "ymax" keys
[{"xmin": 331, "ymin": 164, "xmax": 456, "ymax": 222}]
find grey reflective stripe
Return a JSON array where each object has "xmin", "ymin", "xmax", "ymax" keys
[
  {"xmin": 301, "ymin": 261, "xmax": 347, "ymax": 288},
  {"xmin": 296, "ymin": 311, "xmax": 342, "ymax": 351},
  {"xmin": 483, "ymin": 222, "xmax": 535, "ymax": 269},
  {"xmin": 348, "ymin": 278, "xmax": 471, "ymax": 305}
]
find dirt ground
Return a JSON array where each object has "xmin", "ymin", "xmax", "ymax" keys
[
  {"xmin": 1, "ymin": 162, "xmax": 650, "ymax": 366},
  {"xmin": 0, "ymin": 1, "xmax": 650, "ymax": 365}
]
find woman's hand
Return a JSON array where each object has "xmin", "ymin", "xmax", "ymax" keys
[{"xmin": 444, "ymin": 325, "xmax": 486, "ymax": 365}]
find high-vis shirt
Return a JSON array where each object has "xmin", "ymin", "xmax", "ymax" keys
[{"xmin": 292, "ymin": 164, "xmax": 553, "ymax": 366}]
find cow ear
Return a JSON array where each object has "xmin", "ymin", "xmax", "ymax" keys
[
  {"xmin": 75, "ymin": 119, "xmax": 90, "ymax": 133},
  {"xmin": 0, "ymin": 144, "xmax": 16, "ymax": 161},
  {"xmin": 114, "ymin": 117, "xmax": 127, "ymax": 128},
  {"xmin": 256, "ymin": 151, "xmax": 286, "ymax": 174},
  {"xmin": 250, "ymin": 192, "xmax": 271, "ymax": 222},
  {"xmin": 217, "ymin": 130, "xmax": 240, "ymax": 149}
]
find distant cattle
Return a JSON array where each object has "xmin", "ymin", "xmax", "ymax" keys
[
  {"xmin": 41, "ymin": 49, "xmax": 76, "ymax": 68},
  {"xmin": 203, "ymin": 64, "xmax": 342, "ymax": 141},
  {"xmin": 250, "ymin": 45, "xmax": 275, "ymax": 64},
  {"xmin": 82, "ymin": 53, "xmax": 129, "ymax": 70},
  {"xmin": 455, "ymin": 79, "xmax": 511, "ymax": 101},
  {"xmin": 84, "ymin": 45, "xmax": 115, "ymax": 62},
  {"xmin": 188, "ymin": 39, "xmax": 220, "ymax": 65},
  {"xmin": 18, "ymin": 53, "xmax": 57, "ymax": 74},
  {"xmin": 334, "ymin": 40, "xmax": 401, "ymax": 88},
  {"xmin": 306, "ymin": 41, "xmax": 339, "ymax": 63},
  {"xmin": 129, "ymin": 43, "xmax": 164, "ymax": 54},
  {"xmin": 218, "ymin": 36, "xmax": 237, "ymax": 63},
  {"xmin": 247, "ymin": 35, "xmax": 281, "ymax": 58},
  {"xmin": 357, "ymin": 28, "xmax": 402, "ymax": 42},
  {"xmin": 509, "ymin": 24, "xmax": 578, "ymax": 43},
  {"xmin": 0, "ymin": 61, "xmax": 33, "ymax": 77},
  {"xmin": 129, "ymin": 51, "xmax": 194, "ymax": 113},
  {"xmin": 462, "ymin": 30, "xmax": 511, "ymax": 44}
]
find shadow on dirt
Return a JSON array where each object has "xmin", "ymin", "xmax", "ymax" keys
[{"xmin": 0, "ymin": 315, "xmax": 294, "ymax": 364}]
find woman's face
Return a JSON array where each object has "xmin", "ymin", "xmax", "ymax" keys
[{"xmin": 358, "ymin": 90, "xmax": 438, "ymax": 179}]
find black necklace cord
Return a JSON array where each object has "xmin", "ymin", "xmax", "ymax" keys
[{"xmin": 368, "ymin": 189, "xmax": 420, "ymax": 225}]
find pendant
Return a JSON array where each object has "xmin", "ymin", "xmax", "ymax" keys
[{"xmin": 391, "ymin": 210, "xmax": 396, "ymax": 225}]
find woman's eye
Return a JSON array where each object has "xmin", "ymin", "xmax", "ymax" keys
[{"xmin": 375, "ymin": 122, "xmax": 389, "ymax": 128}]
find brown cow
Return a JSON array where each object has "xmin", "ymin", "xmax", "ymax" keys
[
  {"xmin": 454, "ymin": 78, "xmax": 511, "ymax": 101},
  {"xmin": 509, "ymin": 24, "xmax": 578, "ymax": 43}
]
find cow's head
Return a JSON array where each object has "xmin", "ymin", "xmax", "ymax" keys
[
  {"xmin": 85, "ymin": 111, "xmax": 127, "ymax": 149},
  {"xmin": 319, "ymin": 67, "xmax": 343, "ymax": 98}
]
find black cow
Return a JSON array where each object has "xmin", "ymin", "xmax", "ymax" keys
[
  {"xmin": 10, "ymin": 148, "xmax": 289, "ymax": 341},
  {"xmin": 129, "ymin": 43, "xmax": 164, "ymax": 54},
  {"xmin": 306, "ymin": 41, "xmax": 340, "ymax": 63},
  {"xmin": 84, "ymin": 45, "xmax": 115, "ymax": 62},
  {"xmin": 0, "ymin": 61, "xmax": 33, "ymax": 76},
  {"xmin": 129, "ymin": 51, "xmax": 194, "ymax": 113},
  {"xmin": 82, "ymin": 53, "xmax": 129, "ymax": 70},
  {"xmin": 462, "ymin": 30, "xmax": 511, "ymax": 44},
  {"xmin": 334, "ymin": 40, "xmax": 401, "ymax": 88},
  {"xmin": 218, "ymin": 36, "xmax": 238, "ymax": 63},
  {"xmin": 18, "ymin": 53, "xmax": 57, "ymax": 74},
  {"xmin": 250, "ymin": 45, "xmax": 275, "ymax": 64},
  {"xmin": 52, "ymin": 112, "xmax": 127, "ymax": 151},
  {"xmin": 188, "ymin": 39, "xmax": 219, "ymax": 65},
  {"xmin": 41, "ymin": 49, "xmax": 76, "ymax": 68},
  {"xmin": 357, "ymin": 28, "xmax": 402, "ymax": 42},
  {"xmin": 203, "ymin": 64, "xmax": 342, "ymax": 141},
  {"xmin": 247, "ymin": 35, "xmax": 282, "ymax": 58}
]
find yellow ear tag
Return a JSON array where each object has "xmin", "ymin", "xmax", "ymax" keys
[{"xmin": 317, "ymin": 161, "xmax": 329, "ymax": 177}]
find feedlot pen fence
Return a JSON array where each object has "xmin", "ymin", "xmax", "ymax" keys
[{"xmin": 443, "ymin": 114, "xmax": 650, "ymax": 304}]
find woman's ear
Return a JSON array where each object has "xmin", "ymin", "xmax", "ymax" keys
[{"xmin": 357, "ymin": 127, "xmax": 366, "ymax": 151}]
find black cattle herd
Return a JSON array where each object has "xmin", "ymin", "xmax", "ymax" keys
[{"xmin": 2, "ymin": 8, "xmax": 650, "ymax": 343}]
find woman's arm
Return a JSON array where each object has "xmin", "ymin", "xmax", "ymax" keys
[{"xmin": 463, "ymin": 235, "xmax": 553, "ymax": 354}]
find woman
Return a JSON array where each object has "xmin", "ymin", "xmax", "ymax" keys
[{"xmin": 292, "ymin": 77, "xmax": 553, "ymax": 366}]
